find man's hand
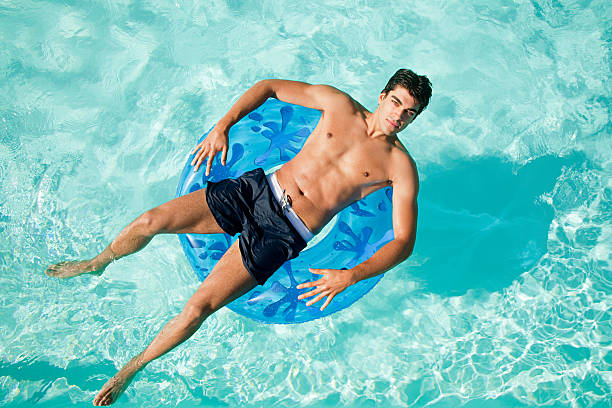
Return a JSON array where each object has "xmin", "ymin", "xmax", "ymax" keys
[
  {"xmin": 191, "ymin": 125, "xmax": 229, "ymax": 175},
  {"xmin": 297, "ymin": 268, "xmax": 357, "ymax": 311}
]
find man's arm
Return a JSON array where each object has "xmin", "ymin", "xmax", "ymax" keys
[
  {"xmin": 191, "ymin": 79, "xmax": 341, "ymax": 174},
  {"xmin": 297, "ymin": 155, "xmax": 419, "ymax": 310},
  {"xmin": 219, "ymin": 79, "xmax": 342, "ymax": 127},
  {"xmin": 350, "ymin": 158, "xmax": 419, "ymax": 282}
]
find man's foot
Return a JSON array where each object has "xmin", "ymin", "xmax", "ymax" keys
[
  {"xmin": 93, "ymin": 357, "xmax": 143, "ymax": 406},
  {"xmin": 46, "ymin": 246, "xmax": 116, "ymax": 278},
  {"xmin": 44, "ymin": 260, "xmax": 105, "ymax": 278}
]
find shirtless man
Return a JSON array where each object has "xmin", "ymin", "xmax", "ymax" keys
[{"xmin": 45, "ymin": 69, "xmax": 432, "ymax": 406}]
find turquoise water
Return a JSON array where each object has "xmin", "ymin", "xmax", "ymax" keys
[{"xmin": 1, "ymin": 0, "xmax": 610, "ymax": 406}]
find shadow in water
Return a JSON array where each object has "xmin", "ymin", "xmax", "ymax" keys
[
  {"xmin": 0, "ymin": 355, "xmax": 117, "ymax": 405},
  {"xmin": 413, "ymin": 151, "xmax": 588, "ymax": 296}
]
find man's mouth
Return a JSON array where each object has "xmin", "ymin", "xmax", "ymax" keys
[{"xmin": 387, "ymin": 119, "xmax": 399, "ymax": 128}]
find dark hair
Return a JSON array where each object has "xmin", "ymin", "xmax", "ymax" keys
[{"xmin": 382, "ymin": 69, "xmax": 432, "ymax": 116}]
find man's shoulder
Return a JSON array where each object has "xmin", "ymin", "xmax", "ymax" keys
[
  {"xmin": 312, "ymin": 85, "xmax": 361, "ymax": 112},
  {"xmin": 266, "ymin": 80, "xmax": 356, "ymax": 113},
  {"xmin": 388, "ymin": 143, "xmax": 419, "ymax": 191},
  {"xmin": 391, "ymin": 138, "xmax": 416, "ymax": 166}
]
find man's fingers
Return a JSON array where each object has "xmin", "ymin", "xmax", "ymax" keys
[
  {"xmin": 193, "ymin": 146, "xmax": 209, "ymax": 170},
  {"xmin": 195, "ymin": 146, "xmax": 213, "ymax": 171},
  {"xmin": 309, "ymin": 267, "xmax": 327, "ymax": 276},
  {"xmin": 190, "ymin": 143, "xmax": 202, "ymax": 156},
  {"xmin": 320, "ymin": 293, "xmax": 335, "ymax": 311},
  {"xmin": 190, "ymin": 142, "xmax": 201, "ymax": 156},
  {"xmin": 94, "ymin": 382, "xmax": 111, "ymax": 405},
  {"xmin": 93, "ymin": 391, "xmax": 103, "ymax": 405},
  {"xmin": 296, "ymin": 279, "xmax": 322, "ymax": 290},
  {"xmin": 190, "ymin": 146, "xmax": 201, "ymax": 165},
  {"xmin": 205, "ymin": 151, "xmax": 215, "ymax": 176},
  {"xmin": 306, "ymin": 291, "xmax": 328, "ymax": 307},
  {"xmin": 296, "ymin": 281, "xmax": 312, "ymax": 290},
  {"xmin": 194, "ymin": 154, "xmax": 205, "ymax": 172},
  {"xmin": 297, "ymin": 286, "xmax": 324, "ymax": 300},
  {"xmin": 221, "ymin": 145, "xmax": 228, "ymax": 165}
]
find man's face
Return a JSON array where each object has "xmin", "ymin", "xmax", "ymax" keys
[{"xmin": 377, "ymin": 86, "xmax": 421, "ymax": 135}]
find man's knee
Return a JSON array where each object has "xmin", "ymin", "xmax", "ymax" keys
[
  {"xmin": 182, "ymin": 301, "xmax": 216, "ymax": 324},
  {"xmin": 137, "ymin": 209, "xmax": 169, "ymax": 236}
]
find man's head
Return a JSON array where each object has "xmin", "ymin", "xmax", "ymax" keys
[
  {"xmin": 376, "ymin": 69, "xmax": 432, "ymax": 134},
  {"xmin": 382, "ymin": 69, "xmax": 432, "ymax": 116}
]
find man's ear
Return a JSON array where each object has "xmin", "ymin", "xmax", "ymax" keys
[{"xmin": 378, "ymin": 91, "xmax": 387, "ymax": 104}]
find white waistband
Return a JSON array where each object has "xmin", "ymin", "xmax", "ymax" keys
[{"xmin": 266, "ymin": 173, "xmax": 314, "ymax": 242}]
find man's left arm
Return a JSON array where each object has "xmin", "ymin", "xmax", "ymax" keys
[
  {"xmin": 297, "ymin": 159, "xmax": 419, "ymax": 310},
  {"xmin": 348, "ymin": 182, "xmax": 418, "ymax": 282}
]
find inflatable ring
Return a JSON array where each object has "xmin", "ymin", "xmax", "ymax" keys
[{"xmin": 176, "ymin": 99, "xmax": 394, "ymax": 324}]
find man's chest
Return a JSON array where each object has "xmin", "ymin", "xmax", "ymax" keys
[{"xmin": 309, "ymin": 139, "xmax": 392, "ymax": 197}]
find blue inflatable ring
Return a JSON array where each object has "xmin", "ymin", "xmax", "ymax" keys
[{"xmin": 176, "ymin": 98, "xmax": 394, "ymax": 324}]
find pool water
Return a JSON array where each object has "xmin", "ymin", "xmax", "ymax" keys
[{"xmin": 1, "ymin": 0, "xmax": 610, "ymax": 407}]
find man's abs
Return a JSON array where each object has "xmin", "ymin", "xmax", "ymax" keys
[
  {"xmin": 274, "ymin": 162, "xmax": 333, "ymax": 235},
  {"xmin": 274, "ymin": 154, "xmax": 391, "ymax": 234},
  {"xmin": 272, "ymin": 108, "xmax": 396, "ymax": 234}
]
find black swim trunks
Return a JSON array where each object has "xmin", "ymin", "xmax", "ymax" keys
[{"xmin": 205, "ymin": 168, "xmax": 307, "ymax": 285}]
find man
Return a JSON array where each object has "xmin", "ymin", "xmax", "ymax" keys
[{"xmin": 45, "ymin": 69, "xmax": 432, "ymax": 406}]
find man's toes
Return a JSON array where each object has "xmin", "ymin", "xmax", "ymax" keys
[
  {"xmin": 93, "ymin": 390, "xmax": 105, "ymax": 406},
  {"xmin": 45, "ymin": 263, "xmax": 65, "ymax": 275}
]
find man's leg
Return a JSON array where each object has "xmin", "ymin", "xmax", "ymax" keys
[
  {"xmin": 45, "ymin": 188, "xmax": 224, "ymax": 278},
  {"xmin": 93, "ymin": 240, "xmax": 257, "ymax": 406}
]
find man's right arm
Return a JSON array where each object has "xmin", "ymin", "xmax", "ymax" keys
[{"xmin": 191, "ymin": 79, "xmax": 342, "ymax": 174}]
